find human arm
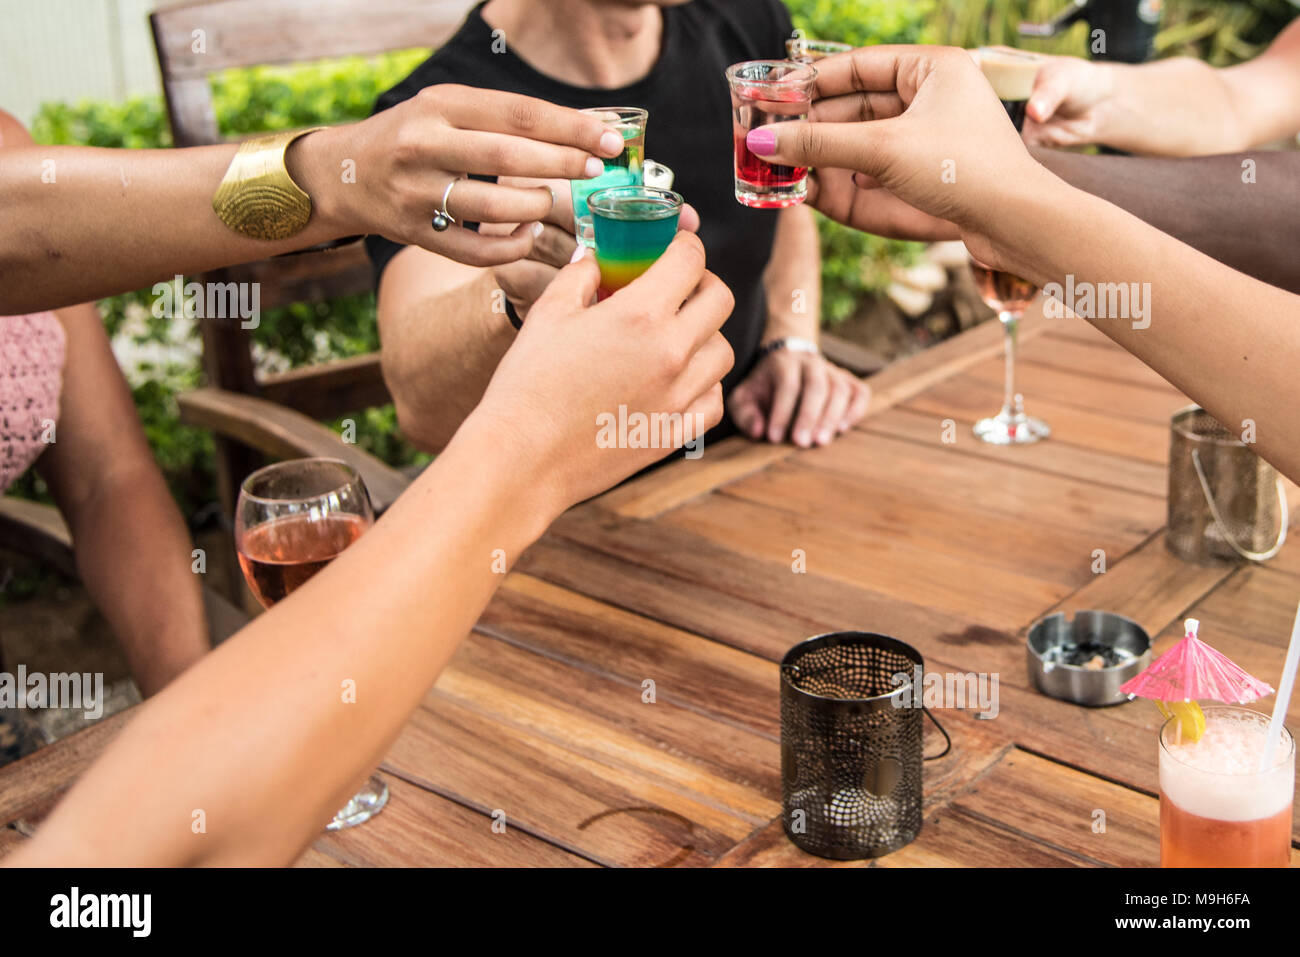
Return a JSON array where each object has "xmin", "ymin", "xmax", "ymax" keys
[
  {"xmin": 1023, "ymin": 19, "xmax": 1300, "ymax": 155},
  {"xmin": 0, "ymin": 89, "xmax": 625, "ymax": 313},
  {"xmin": 5, "ymin": 233, "xmax": 734, "ymax": 867},
  {"xmin": 726, "ymin": 205, "xmax": 870, "ymax": 447},
  {"xmin": 798, "ymin": 121, "xmax": 1300, "ymax": 296},
  {"xmin": 0, "ymin": 111, "xmax": 207, "ymax": 695},
  {"xmin": 748, "ymin": 45, "xmax": 1300, "ymax": 484}
]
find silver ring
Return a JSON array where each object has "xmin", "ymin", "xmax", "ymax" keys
[{"xmin": 432, "ymin": 177, "xmax": 460, "ymax": 232}]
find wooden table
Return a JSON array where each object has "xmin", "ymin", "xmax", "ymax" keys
[{"xmin": 4, "ymin": 305, "xmax": 1298, "ymax": 867}]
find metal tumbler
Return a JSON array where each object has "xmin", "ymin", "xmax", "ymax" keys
[
  {"xmin": 780, "ymin": 632, "xmax": 932, "ymax": 860},
  {"xmin": 1166, "ymin": 405, "xmax": 1287, "ymax": 563}
]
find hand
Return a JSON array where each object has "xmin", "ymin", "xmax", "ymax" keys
[
  {"xmin": 485, "ymin": 177, "xmax": 703, "ymax": 322},
  {"xmin": 744, "ymin": 45, "xmax": 1055, "ymax": 270},
  {"xmin": 471, "ymin": 232, "xmax": 734, "ymax": 514},
  {"xmin": 727, "ymin": 347, "xmax": 870, "ymax": 448},
  {"xmin": 297, "ymin": 85, "xmax": 625, "ymax": 267},
  {"xmin": 1022, "ymin": 55, "xmax": 1116, "ymax": 150},
  {"xmin": 807, "ymin": 165, "xmax": 960, "ymax": 243}
]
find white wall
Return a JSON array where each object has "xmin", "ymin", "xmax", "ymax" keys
[{"xmin": 0, "ymin": 0, "xmax": 166, "ymax": 125}]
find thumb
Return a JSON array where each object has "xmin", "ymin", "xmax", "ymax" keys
[
  {"xmin": 532, "ymin": 248, "xmax": 600, "ymax": 313},
  {"xmin": 1026, "ymin": 66, "xmax": 1070, "ymax": 124},
  {"xmin": 745, "ymin": 119, "xmax": 897, "ymax": 181},
  {"xmin": 726, "ymin": 383, "xmax": 767, "ymax": 440}
]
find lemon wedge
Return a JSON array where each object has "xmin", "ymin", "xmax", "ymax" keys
[{"xmin": 1157, "ymin": 700, "xmax": 1206, "ymax": 742}]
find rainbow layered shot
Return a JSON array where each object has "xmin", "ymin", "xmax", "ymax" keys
[{"xmin": 588, "ymin": 186, "xmax": 682, "ymax": 300}]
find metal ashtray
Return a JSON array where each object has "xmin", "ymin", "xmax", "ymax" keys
[{"xmin": 1026, "ymin": 611, "xmax": 1152, "ymax": 707}]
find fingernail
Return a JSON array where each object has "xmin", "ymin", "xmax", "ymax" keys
[
  {"xmin": 584, "ymin": 156, "xmax": 605, "ymax": 178},
  {"xmin": 816, "ymin": 429, "xmax": 832, "ymax": 445},
  {"xmin": 532, "ymin": 222, "xmax": 544, "ymax": 238},
  {"xmin": 794, "ymin": 429, "xmax": 811, "ymax": 447},
  {"xmin": 839, "ymin": 420, "xmax": 851, "ymax": 432},
  {"xmin": 570, "ymin": 246, "xmax": 587, "ymax": 263},
  {"xmin": 599, "ymin": 130, "xmax": 623, "ymax": 156},
  {"xmin": 746, "ymin": 127, "xmax": 777, "ymax": 156}
]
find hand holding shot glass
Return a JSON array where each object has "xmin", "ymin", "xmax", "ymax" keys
[{"xmin": 727, "ymin": 60, "xmax": 817, "ymax": 208}]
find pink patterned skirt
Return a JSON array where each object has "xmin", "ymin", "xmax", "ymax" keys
[{"xmin": 1, "ymin": 312, "xmax": 66, "ymax": 494}]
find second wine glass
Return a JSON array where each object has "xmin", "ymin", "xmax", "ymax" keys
[
  {"xmin": 234, "ymin": 457, "xmax": 389, "ymax": 830},
  {"xmin": 968, "ymin": 254, "xmax": 1050, "ymax": 445}
]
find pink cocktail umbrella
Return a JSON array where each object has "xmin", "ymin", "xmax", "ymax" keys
[{"xmin": 1120, "ymin": 618, "xmax": 1274, "ymax": 704}]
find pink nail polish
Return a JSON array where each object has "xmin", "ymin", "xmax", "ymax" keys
[{"xmin": 746, "ymin": 127, "xmax": 777, "ymax": 156}]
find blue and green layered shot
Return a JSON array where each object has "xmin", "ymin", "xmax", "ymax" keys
[{"xmin": 588, "ymin": 186, "xmax": 682, "ymax": 300}]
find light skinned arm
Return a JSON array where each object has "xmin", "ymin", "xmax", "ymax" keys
[
  {"xmin": 1024, "ymin": 19, "xmax": 1300, "ymax": 155},
  {"xmin": 751, "ymin": 45, "xmax": 1300, "ymax": 484},
  {"xmin": 36, "ymin": 303, "xmax": 209, "ymax": 696},
  {"xmin": 0, "ymin": 89, "xmax": 625, "ymax": 314},
  {"xmin": 5, "ymin": 233, "xmax": 734, "ymax": 867}
]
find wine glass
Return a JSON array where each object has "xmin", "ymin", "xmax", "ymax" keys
[
  {"xmin": 968, "ymin": 253, "xmax": 1051, "ymax": 445},
  {"xmin": 234, "ymin": 457, "xmax": 389, "ymax": 830}
]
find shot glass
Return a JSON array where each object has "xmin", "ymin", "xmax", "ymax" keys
[
  {"xmin": 571, "ymin": 107, "xmax": 647, "ymax": 245},
  {"xmin": 586, "ymin": 185, "xmax": 682, "ymax": 300},
  {"xmin": 726, "ymin": 60, "xmax": 816, "ymax": 209}
]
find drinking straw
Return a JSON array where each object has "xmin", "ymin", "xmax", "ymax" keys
[{"xmin": 1260, "ymin": 599, "xmax": 1300, "ymax": 772}]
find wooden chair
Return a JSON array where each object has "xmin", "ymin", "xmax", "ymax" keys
[{"xmin": 149, "ymin": 0, "xmax": 477, "ymax": 523}]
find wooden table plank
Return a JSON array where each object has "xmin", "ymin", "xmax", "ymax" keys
[
  {"xmin": 303, "ymin": 775, "xmax": 596, "ymax": 867},
  {"xmin": 863, "ymin": 406, "xmax": 1169, "ymax": 499},
  {"xmin": 907, "ymin": 376, "xmax": 1172, "ymax": 465},
  {"xmin": 720, "ymin": 458, "xmax": 1144, "ymax": 587},
  {"xmin": 482, "ymin": 574, "xmax": 781, "ymax": 738},
  {"xmin": 962, "ymin": 354, "xmax": 1191, "ymax": 426},
  {"xmin": 660, "ymin": 491, "xmax": 1072, "ymax": 631},
  {"xmin": 521, "ymin": 515, "xmax": 1001, "ymax": 665},
  {"xmin": 776, "ymin": 431, "xmax": 1165, "ymax": 542},
  {"xmin": 0, "ymin": 709, "xmax": 131, "ymax": 824}
]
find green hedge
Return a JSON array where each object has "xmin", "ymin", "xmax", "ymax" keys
[{"xmin": 16, "ymin": 1, "xmax": 1291, "ymax": 520}]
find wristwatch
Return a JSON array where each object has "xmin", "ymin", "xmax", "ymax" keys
[{"xmin": 757, "ymin": 336, "xmax": 820, "ymax": 360}]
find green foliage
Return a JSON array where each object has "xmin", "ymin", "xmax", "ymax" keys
[
  {"xmin": 1157, "ymin": 0, "xmax": 1297, "ymax": 65},
  {"xmin": 786, "ymin": 0, "xmax": 939, "ymax": 46}
]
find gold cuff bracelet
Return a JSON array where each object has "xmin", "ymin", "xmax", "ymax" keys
[{"xmin": 211, "ymin": 127, "xmax": 324, "ymax": 240}]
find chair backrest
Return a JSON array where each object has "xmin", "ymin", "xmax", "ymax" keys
[{"xmin": 149, "ymin": 0, "xmax": 475, "ymax": 416}]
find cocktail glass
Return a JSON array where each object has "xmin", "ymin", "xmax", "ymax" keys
[
  {"xmin": 586, "ymin": 185, "xmax": 682, "ymax": 300},
  {"xmin": 725, "ymin": 60, "xmax": 816, "ymax": 208},
  {"xmin": 1158, "ymin": 706, "xmax": 1294, "ymax": 867}
]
